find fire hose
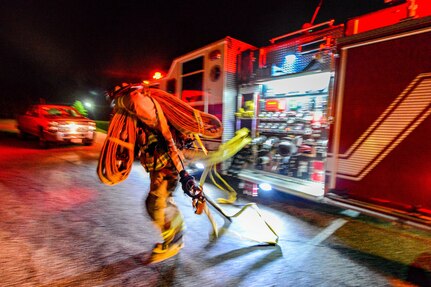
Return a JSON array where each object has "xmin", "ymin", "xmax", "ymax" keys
[
  {"xmin": 194, "ymin": 128, "xmax": 279, "ymax": 245},
  {"xmin": 97, "ymin": 110, "xmax": 136, "ymax": 185},
  {"xmin": 97, "ymin": 86, "xmax": 222, "ymax": 185}
]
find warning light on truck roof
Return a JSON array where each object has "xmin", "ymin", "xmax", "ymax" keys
[{"xmin": 152, "ymin": 72, "xmax": 163, "ymax": 80}]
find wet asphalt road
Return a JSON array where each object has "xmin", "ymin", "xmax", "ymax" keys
[{"xmin": 0, "ymin": 120, "xmax": 431, "ymax": 287}]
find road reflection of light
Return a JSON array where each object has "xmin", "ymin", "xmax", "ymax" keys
[
  {"xmin": 42, "ymin": 187, "xmax": 96, "ymax": 212},
  {"xmin": 0, "ymin": 145, "xmax": 40, "ymax": 161},
  {"xmin": 40, "ymin": 169, "xmax": 97, "ymax": 212},
  {"xmin": 222, "ymin": 204, "xmax": 282, "ymax": 244}
]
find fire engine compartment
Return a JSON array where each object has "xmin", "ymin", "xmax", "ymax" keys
[{"xmin": 230, "ymin": 23, "xmax": 343, "ymax": 199}]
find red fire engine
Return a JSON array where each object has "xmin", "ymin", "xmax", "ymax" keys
[
  {"xmin": 326, "ymin": 0, "xmax": 431, "ymax": 227},
  {"xmin": 150, "ymin": 0, "xmax": 431, "ymax": 228},
  {"xmin": 233, "ymin": 0, "xmax": 431, "ymax": 229}
]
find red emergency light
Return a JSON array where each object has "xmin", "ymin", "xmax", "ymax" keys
[
  {"xmin": 152, "ymin": 71, "xmax": 164, "ymax": 80},
  {"xmin": 345, "ymin": 0, "xmax": 431, "ymax": 36}
]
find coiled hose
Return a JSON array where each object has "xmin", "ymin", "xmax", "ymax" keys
[
  {"xmin": 97, "ymin": 87, "xmax": 222, "ymax": 186},
  {"xmin": 97, "ymin": 111, "xmax": 136, "ymax": 185},
  {"xmin": 145, "ymin": 88, "xmax": 222, "ymax": 139}
]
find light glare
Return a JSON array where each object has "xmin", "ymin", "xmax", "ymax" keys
[
  {"xmin": 259, "ymin": 183, "xmax": 272, "ymax": 191},
  {"xmin": 195, "ymin": 163, "xmax": 205, "ymax": 169}
]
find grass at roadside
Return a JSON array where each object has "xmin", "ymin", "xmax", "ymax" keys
[{"xmin": 95, "ymin": 121, "xmax": 109, "ymax": 133}]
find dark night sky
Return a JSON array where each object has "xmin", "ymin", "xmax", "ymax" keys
[{"xmin": 0, "ymin": 0, "xmax": 390, "ymax": 118}]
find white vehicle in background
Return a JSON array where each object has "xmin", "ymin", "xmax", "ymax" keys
[{"xmin": 16, "ymin": 104, "xmax": 96, "ymax": 148}]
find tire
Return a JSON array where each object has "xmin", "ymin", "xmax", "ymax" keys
[
  {"xmin": 17, "ymin": 129, "xmax": 28, "ymax": 140},
  {"xmin": 38, "ymin": 129, "xmax": 48, "ymax": 149},
  {"xmin": 83, "ymin": 139, "xmax": 94, "ymax": 146}
]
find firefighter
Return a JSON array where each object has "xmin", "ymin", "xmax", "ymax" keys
[{"xmin": 107, "ymin": 84, "xmax": 204, "ymax": 263}]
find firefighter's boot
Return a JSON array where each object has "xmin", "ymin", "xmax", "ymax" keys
[
  {"xmin": 149, "ymin": 214, "xmax": 185, "ymax": 264},
  {"xmin": 149, "ymin": 229, "xmax": 184, "ymax": 263}
]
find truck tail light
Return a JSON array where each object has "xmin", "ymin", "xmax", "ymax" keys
[{"xmin": 311, "ymin": 160, "xmax": 325, "ymax": 182}]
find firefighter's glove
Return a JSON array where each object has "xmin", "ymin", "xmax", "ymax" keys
[
  {"xmin": 192, "ymin": 193, "xmax": 206, "ymax": 215},
  {"xmin": 179, "ymin": 170, "xmax": 206, "ymax": 214},
  {"xmin": 179, "ymin": 170, "xmax": 200, "ymax": 197}
]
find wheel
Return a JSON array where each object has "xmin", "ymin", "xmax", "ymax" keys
[
  {"xmin": 17, "ymin": 129, "xmax": 28, "ymax": 139},
  {"xmin": 38, "ymin": 129, "xmax": 48, "ymax": 149},
  {"xmin": 82, "ymin": 139, "xmax": 94, "ymax": 146}
]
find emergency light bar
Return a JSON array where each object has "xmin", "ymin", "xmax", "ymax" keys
[{"xmin": 270, "ymin": 20, "xmax": 335, "ymax": 44}]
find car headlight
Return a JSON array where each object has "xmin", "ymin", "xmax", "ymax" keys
[
  {"xmin": 58, "ymin": 124, "xmax": 69, "ymax": 132},
  {"xmin": 88, "ymin": 122, "xmax": 96, "ymax": 131},
  {"xmin": 48, "ymin": 121, "xmax": 58, "ymax": 132}
]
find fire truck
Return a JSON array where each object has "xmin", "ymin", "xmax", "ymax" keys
[
  {"xmin": 150, "ymin": 1, "xmax": 431, "ymax": 228},
  {"xmin": 232, "ymin": 0, "xmax": 431, "ymax": 229},
  {"xmin": 326, "ymin": 1, "xmax": 431, "ymax": 227}
]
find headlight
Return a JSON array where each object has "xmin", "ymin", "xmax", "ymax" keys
[
  {"xmin": 88, "ymin": 122, "xmax": 96, "ymax": 131},
  {"xmin": 58, "ymin": 125, "xmax": 69, "ymax": 132},
  {"xmin": 48, "ymin": 121, "xmax": 58, "ymax": 132}
]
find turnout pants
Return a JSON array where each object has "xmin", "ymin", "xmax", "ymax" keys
[{"xmin": 146, "ymin": 163, "xmax": 184, "ymax": 245}]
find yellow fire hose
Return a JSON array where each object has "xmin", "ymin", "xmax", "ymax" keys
[{"xmin": 196, "ymin": 128, "xmax": 279, "ymax": 245}]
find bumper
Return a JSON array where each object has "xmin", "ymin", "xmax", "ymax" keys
[{"xmin": 45, "ymin": 131, "xmax": 96, "ymax": 142}]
